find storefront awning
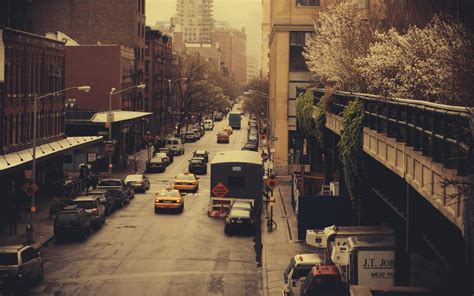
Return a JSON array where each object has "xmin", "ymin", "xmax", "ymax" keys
[
  {"xmin": 0, "ymin": 136, "xmax": 103, "ymax": 172},
  {"xmin": 90, "ymin": 111, "xmax": 152, "ymax": 123}
]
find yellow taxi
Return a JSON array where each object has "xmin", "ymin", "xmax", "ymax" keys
[
  {"xmin": 222, "ymin": 126, "xmax": 233, "ymax": 135},
  {"xmin": 172, "ymin": 173, "xmax": 199, "ymax": 193},
  {"xmin": 154, "ymin": 189, "xmax": 184, "ymax": 213}
]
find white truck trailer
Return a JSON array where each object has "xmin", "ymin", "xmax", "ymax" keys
[{"xmin": 306, "ymin": 225, "xmax": 395, "ymax": 264}]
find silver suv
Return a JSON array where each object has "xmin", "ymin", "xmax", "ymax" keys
[
  {"xmin": 71, "ymin": 195, "xmax": 106, "ymax": 229},
  {"xmin": 0, "ymin": 245, "xmax": 43, "ymax": 286}
]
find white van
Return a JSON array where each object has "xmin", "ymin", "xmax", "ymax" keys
[
  {"xmin": 165, "ymin": 138, "xmax": 185, "ymax": 155},
  {"xmin": 204, "ymin": 119, "xmax": 214, "ymax": 131}
]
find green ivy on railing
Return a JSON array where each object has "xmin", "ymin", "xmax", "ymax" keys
[
  {"xmin": 296, "ymin": 90, "xmax": 326, "ymax": 148},
  {"xmin": 338, "ymin": 99, "xmax": 365, "ymax": 224}
]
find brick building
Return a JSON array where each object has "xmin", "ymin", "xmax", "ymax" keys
[
  {"xmin": 30, "ymin": 0, "xmax": 146, "ymax": 111},
  {"xmin": 0, "ymin": 28, "xmax": 102, "ymax": 215},
  {"xmin": 213, "ymin": 27, "xmax": 247, "ymax": 84},
  {"xmin": 145, "ymin": 29, "xmax": 173, "ymax": 136}
]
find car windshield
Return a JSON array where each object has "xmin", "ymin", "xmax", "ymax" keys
[
  {"xmin": 150, "ymin": 157, "xmax": 163, "ymax": 163},
  {"xmin": 156, "ymin": 191, "xmax": 181, "ymax": 197},
  {"xmin": 229, "ymin": 208, "xmax": 251, "ymax": 218},
  {"xmin": 125, "ymin": 175, "xmax": 142, "ymax": 182},
  {"xmin": 72, "ymin": 200, "xmax": 96, "ymax": 209},
  {"xmin": 98, "ymin": 180, "xmax": 122, "ymax": 186},
  {"xmin": 0, "ymin": 253, "xmax": 18, "ymax": 265},
  {"xmin": 177, "ymin": 174, "xmax": 195, "ymax": 180},
  {"xmin": 57, "ymin": 212, "xmax": 79, "ymax": 222},
  {"xmin": 190, "ymin": 159, "xmax": 203, "ymax": 164}
]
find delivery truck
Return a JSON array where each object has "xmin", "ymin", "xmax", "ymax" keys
[
  {"xmin": 208, "ymin": 150, "xmax": 262, "ymax": 217},
  {"xmin": 306, "ymin": 225, "xmax": 395, "ymax": 264}
]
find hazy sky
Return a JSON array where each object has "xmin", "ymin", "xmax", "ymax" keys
[{"xmin": 146, "ymin": 0, "xmax": 262, "ymax": 62}]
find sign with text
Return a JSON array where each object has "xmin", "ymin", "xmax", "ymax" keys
[{"xmin": 357, "ymin": 250, "xmax": 395, "ymax": 287}]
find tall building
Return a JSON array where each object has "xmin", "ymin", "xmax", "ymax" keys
[
  {"xmin": 267, "ymin": 0, "xmax": 326, "ymax": 175},
  {"xmin": 246, "ymin": 56, "xmax": 260, "ymax": 83},
  {"xmin": 213, "ymin": 27, "xmax": 247, "ymax": 84},
  {"xmin": 173, "ymin": 0, "xmax": 214, "ymax": 43},
  {"xmin": 261, "ymin": 0, "xmax": 270, "ymax": 77},
  {"xmin": 145, "ymin": 29, "xmax": 173, "ymax": 137},
  {"xmin": 30, "ymin": 0, "xmax": 146, "ymax": 111}
]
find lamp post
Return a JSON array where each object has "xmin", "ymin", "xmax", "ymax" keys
[
  {"xmin": 107, "ymin": 84, "xmax": 146, "ymax": 177},
  {"xmin": 27, "ymin": 85, "xmax": 91, "ymax": 244},
  {"xmin": 167, "ymin": 78, "xmax": 187, "ymax": 136}
]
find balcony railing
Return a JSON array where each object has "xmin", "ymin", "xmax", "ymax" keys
[{"xmin": 312, "ymin": 89, "xmax": 472, "ymax": 176}]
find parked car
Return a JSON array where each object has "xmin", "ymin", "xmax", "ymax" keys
[
  {"xmin": 173, "ymin": 173, "xmax": 200, "ymax": 193},
  {"xmin": 185, "ymin": 131, "xmax": 196, "ymax": 142},
  {"xmin": 224, "ymin": 205, "xmax": 255, "ymax": 236},
  {"xmin": 54, "ymin": 205, "xmax": 92, "ymax": 241},
  {"xmin": 188, "ymin": 157, "xmax": 207, "ymax": 175},
  {"xmin": 165, "ymin": 137, "xmax": 185, "ymax": 155},
  {"xmin": 71, "ymin": 195, "xmax": 106, "ymax": 229},
  {"xmin": 146, "ymin": 156, "xmax": 167, "ymax": 173},
  {"xmin": 155, "ymin": 152, "xmax": 171, "ymax": 166},
  {"xmin": 203, "ymin": 119, "xmax": 214, "ymax": 130},
  {"xmin": 154, "ymin": 189, "xmax": 184, "ymax": 213},
  {"xmin": 214, "ymin": 112, "xmax": 224, "ymax": 121},
  {"xmin": 192, "ymin": 150, "xmax": 209, "ymax": 163},
  {"xmin": 0, "ymin": 245, "xmax": 44, "ymax": 287},
  {"xmin": 191, "ymin": 129, "xmax": 201, "ymax": 140},
  {"xmin": 97, "ymin": 179, "xmax": 134, "ymax": 207},
  {"xmin": 242, "ymin": 143, "xmax": 258, "ymax": 152},
  {"xmin": 248, "ymin": 134, "xmax": 259, "ymax": 145},
  {"xmin": 86, "ymin": 189, "xmax": 115, "ymax": 215},
  {"xmin": 158, "ymin": 147, "xmax": 175, "ymax": 164},
  {"xmin": 217, "ymin": 132, "xmax": 230, "ymax": 143},
  {"xmin": 124, "ymin": 174, "xmax": 150, "ymax": 193}
]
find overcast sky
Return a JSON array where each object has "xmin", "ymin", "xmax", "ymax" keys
[{"xmin": 146, "ymin": 0, "xmax": 262, "ymax": 63}]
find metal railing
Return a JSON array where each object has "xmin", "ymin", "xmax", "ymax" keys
[{"xmin": 312, "ymin": 89, "xmax": 472, "ymax": 176}]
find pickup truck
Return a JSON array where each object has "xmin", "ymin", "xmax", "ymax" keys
[{"xmin": 97, "ymin": 179, "xmax": 134, "ymax": 208}]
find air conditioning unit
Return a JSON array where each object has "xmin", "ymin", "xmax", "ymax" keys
[{"xmin": 330, "ymin": 182, "xmax": 340, "ymax": 196}]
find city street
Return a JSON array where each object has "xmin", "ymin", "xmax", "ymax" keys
[{"xmin": 30, "ymin": 117, "xmax": 263, "ymax": 295}]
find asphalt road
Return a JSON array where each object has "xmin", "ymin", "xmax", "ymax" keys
[{"xmin": 30, "ymin": 116, "xmax": 262, "ymax": 295}]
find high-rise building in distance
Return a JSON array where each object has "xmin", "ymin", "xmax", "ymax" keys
[{"xmin": 172, "ymin": 0, "xmax": 214, "ymax": 43}]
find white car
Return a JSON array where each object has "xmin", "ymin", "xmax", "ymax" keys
[
  {"xmin": 203, "ymin": 119, "xmax": 214, "ymax": 130},
  {"xmin": 165, "ymin": 138, "xmax": 185, "ymax": 155}
]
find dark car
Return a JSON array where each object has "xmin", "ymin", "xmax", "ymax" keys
[
  {"xmin": 54, "ymin": 205, "xmax": 92, "ymax": 241},
  {"xmin": 224, "ymin": 206, "xmax": 255, "ymax": 236},
  {"xmin": 185, "ymin": 131, "xmax": 196, "ymax": 142},
  {"xmin": 242, "ymin": 143, "xmax": 258, "ymax": 152},
  {"xmin": 97, "ymin": 178, "xmax": 134, "ymax": 207},
  {"xmin": 146, "ymin": 156, "xmax": 167, "ymax": 173},
  {"xmin": 214, "ymin": 112, "xmax": 224, "ymax": 121},
  {"xmin": 0, "ymin": 245, "xmax": 43, "ymax": 287},
  {"xmin": 188, "ymin": 157, "xmax": 207, "ymax": 175},
  {"xmin": 86, "ymin": 189, "xmax": 115, "ymax": 215},
  {"xmin": 71, "ymin": 196, "xmax": 106, "ymax": 229},
  {"xmin": 192, "ymin": 150, "xmax": 209, "ymax": 163}
]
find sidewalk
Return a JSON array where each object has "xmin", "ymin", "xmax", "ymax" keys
[
  {"xmin": 261, "ymin": 177, "xmax": 315, "ymax": 296},
  {"xmin": 0, "ymin": 149, "xmax": 149, "ymax": 250}
]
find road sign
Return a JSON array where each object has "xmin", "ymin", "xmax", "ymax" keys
[
  {"xmin": 24, "ymin": 170, "xmax": 32, "ymax": 179},
  {"xmin": 212, "ymin": 182, "xmax": 229, "ymax": 197},
  {"xmin": 22, "ymin": 181, "xmax": 39, "ymax": 197},
  {"xmin": 265, "ymin": 176, "xmax": 280, "ymax": 190},
  {"xmin": 261, "ymin": 152, "xmax": 269, "ymax": 162},
  {"xmin": 105, "ymin": 143, "xmax": 115, "ymax": 155}
]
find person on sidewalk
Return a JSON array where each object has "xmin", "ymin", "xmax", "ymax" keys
[{"xmin": 8, "ymin": 204, "xmax": 18, "ymax": 235}]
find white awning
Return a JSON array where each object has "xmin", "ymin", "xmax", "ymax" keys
[
  {"xmin": 0, "ymin": 136, "xmax": 103, "ymax": 172},
  {"xmin": 90, "ymin": 111, "xmax": 152, "ymax": 123}
]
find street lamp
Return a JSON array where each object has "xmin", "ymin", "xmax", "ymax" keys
[
  {"xmin": 27, "ymin": 85, "xmax": 91, "ymax": 244},
  {"xmin": 107, "ymin": 84, "xmax": 146, "ymax": 177}
]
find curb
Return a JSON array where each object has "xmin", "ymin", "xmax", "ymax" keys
[
  {"xmin": 37, "ymin": 235, "xmax": 55, "ymax": 250},
  {"xmin": 261, "ymin": 216, "xmax": 269, "ymax": 296}
]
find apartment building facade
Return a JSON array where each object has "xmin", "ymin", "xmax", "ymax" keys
[
  {"xmin": 173, "ymin": 0, "xmax": 214, "ymax": 43},
  {"xmin": 213, "ymin": 27, "xmax": 247, "ymax": 84}
]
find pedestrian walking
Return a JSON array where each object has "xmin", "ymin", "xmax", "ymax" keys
[
  {"xmin": 253, "ymin": 236, "xmax": 263, "ymax": 267},
  {"xmin": 8, "ymin": 204, "xmax": 18, "ymax": 235}
]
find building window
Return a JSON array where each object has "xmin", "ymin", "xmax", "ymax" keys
[
  {"xmin": 296, "ymin": 0, "xmax": 320, "ymax": 6},
  {"xmin": 289, "ymin": 32, "xmax": 311, "ymax": 72}
]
